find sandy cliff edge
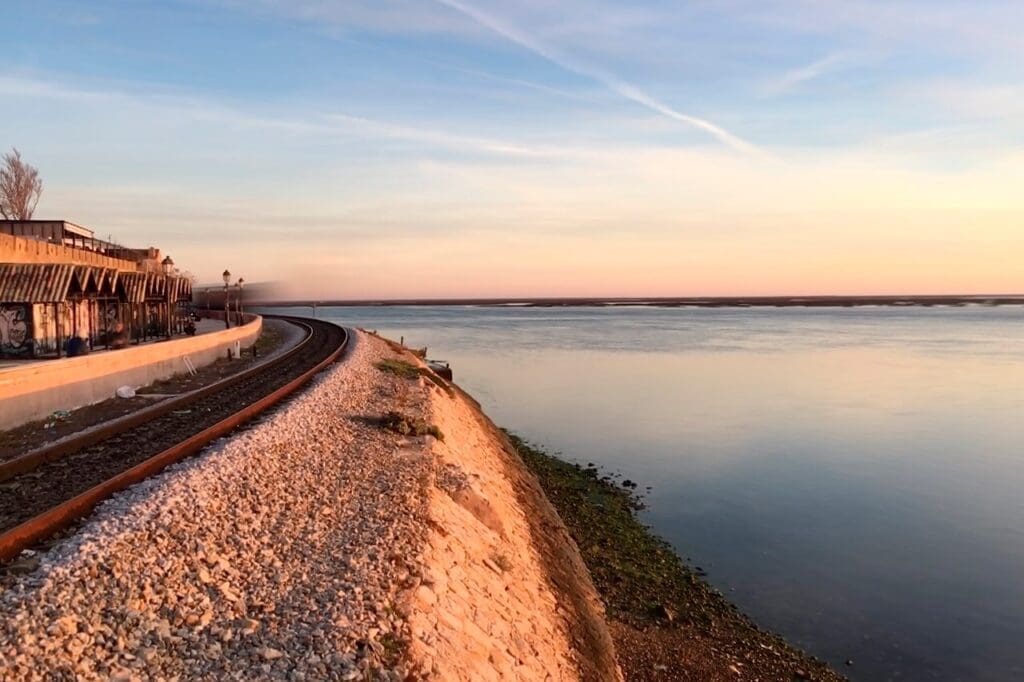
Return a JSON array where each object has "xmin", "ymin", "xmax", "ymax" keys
[{"xmin": 394, "ymin": 336, "xmax": 621, "ymax": 680}]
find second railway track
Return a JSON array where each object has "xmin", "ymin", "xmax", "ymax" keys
[{"xmin": 0, "ymin": 315, "xmax": 348, "ymax": 562}]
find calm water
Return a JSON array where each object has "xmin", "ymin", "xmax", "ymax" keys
[{"xmin": 263, "ymin": 305, "xmax": 1024, "ymax": 681}]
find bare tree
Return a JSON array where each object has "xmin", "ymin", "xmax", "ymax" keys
[
  {"xmin": 0, "ymin": 148, "xmax": 44, "ymax": 220},
  {"xmin": 176, "ymin": 269, "xmax": 199, "ymax": 284}
]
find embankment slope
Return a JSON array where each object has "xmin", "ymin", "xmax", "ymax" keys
[{"xmin": 404, "ymin": 351, "xmax": 620, "ymax": 679}]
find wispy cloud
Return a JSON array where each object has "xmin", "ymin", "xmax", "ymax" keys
[
  {"xmin": 906, "ymin": 79, "xmax": 1024, "ymax": 121},
  {"xmin": 440, "ymin": 62, "xmax": 602, "ymax": 104},
  {"xmin": 762, "ymin": 52, "xmax": 853, "ymax": 95},
  {"xmin": 0, "ymin": 74, "xmax": 569, "ymax": 160},
  {"xmin": 430, "ymin": 0, "xmax": 756, "ymax": 153},
  {"xmin": 743, "ymin": 0, "xmax": 1024, "ymax": 61},
  {"xmin": 323, "ymin": 113, "xmax": 563, "ymax": 157}
]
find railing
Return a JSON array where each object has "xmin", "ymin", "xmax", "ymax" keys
[{"xmin": 1, "ymin": 222, "xmax": 127, "ymax": 255}]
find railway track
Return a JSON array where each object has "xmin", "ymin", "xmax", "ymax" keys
[{"xmin": 0, "ymin": 315, "xmax": 348, "ymax": 562}]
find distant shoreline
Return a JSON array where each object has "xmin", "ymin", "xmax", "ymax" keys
[{"xmin": 249, "ymin": 295, "xmax": 1024, "ymax": 309}]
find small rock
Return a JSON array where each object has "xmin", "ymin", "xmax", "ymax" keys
[
  {"xmin": 415, "ymin": 585, "xmax": 437, "ymax": 606},
  {"xmin": 6, "ymin": 555, "xmax": 41, "ymax": 575},
  {"xmin": 652, "ymin": 604, "xmax": 676, "ymax": 624},
  {"xmin": 218, "ymin": 583, "xmax": 240, "ymax": 602},
  {"xmin": 48, "ymin": 615, "xmax": 79, "ymax": 637}
]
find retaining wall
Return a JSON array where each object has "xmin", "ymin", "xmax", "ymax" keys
[{"xmin": 0, "ymin": 315, "xmax": 261, "ymax": 431}]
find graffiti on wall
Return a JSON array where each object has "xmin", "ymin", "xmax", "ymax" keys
[
  {"xmin": 0, "ymin": 304, "xmax": 31, "ymax": 356},
  {"xmin": 103, "ymin": 301, "xmax": 119, "ymax": 330}
]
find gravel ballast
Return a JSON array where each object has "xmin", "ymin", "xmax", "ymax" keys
[{"xmin": 0, "ymin": 330, "xmax": 434, "ymax": 680}]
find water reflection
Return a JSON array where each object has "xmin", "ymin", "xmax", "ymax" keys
[{"xmin": 261, "ymin": 305, "xmax": 1024, "ymax": 680}]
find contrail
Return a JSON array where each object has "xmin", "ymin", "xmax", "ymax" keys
[
  {"xmin": 764, "ymin": 51, "xmax": 851, "ymax": 95},
  {"xmin": 431, "ymin": 0, "xmax": 756, "ymax": 153}
]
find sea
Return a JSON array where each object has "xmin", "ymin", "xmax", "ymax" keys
[{"xmin": 260, "ymin": 304, "xmax": 1024, "ymax": 681}]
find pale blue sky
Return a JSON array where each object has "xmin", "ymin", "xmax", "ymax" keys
[{"xmin": 3, "ymin": 1, "xmax": 1022, "ymax": 296}]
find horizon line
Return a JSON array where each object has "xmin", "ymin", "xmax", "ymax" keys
[{"xmin": 238, "ymin": 294, "xmax": 1024, "ymax": 308}]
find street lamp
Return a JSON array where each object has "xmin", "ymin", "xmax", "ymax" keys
[
  {"xmin": 236, "ymin": 277, "xmax": 245, "ymax": 326},
  {"xmin": 222, "ymin": 269, "xmax": 231, "ymax": 329},
  {"xmin": 162, "ymin": 256, "xmax": 174, "ymax": 339}
]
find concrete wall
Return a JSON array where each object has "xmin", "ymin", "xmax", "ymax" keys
[
  {"xmin": 0, "ymin": 232, "xmax": 141, "ymax": 270},
  {"xmin": 0, "ymin": 315, "xmax": 262, "ymax": 431}
]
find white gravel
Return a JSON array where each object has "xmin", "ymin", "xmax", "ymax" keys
[{"xmin": 0, "ymin": 330, "xmax": 435, "ymax": 680}]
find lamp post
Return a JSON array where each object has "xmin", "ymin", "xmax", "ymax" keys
[
  {"xmin": 222, "ymin": 269, "xmax": 231, "ymax": 329},
  {"xmin": 162, "ymin": 256, "xmax": 175, "ymax": 340},
  {"xmin": 236, "ymin": 278, "xmax": 245, "ymax": 326}
]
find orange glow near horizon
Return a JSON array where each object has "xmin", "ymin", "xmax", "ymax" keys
[{"xmin": 43, "ymin": 144, "xmax": 1024, "ymax": 301}]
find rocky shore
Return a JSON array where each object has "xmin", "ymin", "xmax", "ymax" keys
[{"xmin": 510, "ymin": 435, "xmax": 845, "ymax": 682}]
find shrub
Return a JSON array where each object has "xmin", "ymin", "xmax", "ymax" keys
[
  {"xmin": 375, "ymin": 359, "xmax": 455, "ymax": 397},
  {"xmin": 380, "ymin": 411, "xmax": 444, "ymax": 441},
  {"xmin": 375, "ymin": 359, "xmax": 420, "ymax": 380}
]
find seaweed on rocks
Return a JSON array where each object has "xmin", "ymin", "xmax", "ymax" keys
[{"xmin": 507, "ymin": 431, "xmax": 845, "ymax": 682}]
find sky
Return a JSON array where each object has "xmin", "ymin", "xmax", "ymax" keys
[{"xmin": 2, "ymin": 0, "xmax": 1022, "ymax": 298}]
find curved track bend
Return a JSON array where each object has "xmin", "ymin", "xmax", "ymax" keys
[{"xmin": 0, "ymin": 315, "xmax": 348, "ymax": 561}]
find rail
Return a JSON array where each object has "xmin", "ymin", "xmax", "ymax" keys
[
  {"xmin": 0, "ymin": 315, "xmax": 348, "ymax": 562},
  {"xmin": 1, "ymin": 316, "xmax": 300, "ymax": 482}
]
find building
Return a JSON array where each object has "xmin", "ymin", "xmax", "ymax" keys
[{"xmin": 0, "ymin": 221, "xmax": 193, "ymax": 359}]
